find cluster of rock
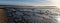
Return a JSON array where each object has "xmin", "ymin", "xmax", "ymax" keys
[{"xmin": 4, "ymin": 8, "xmax": 57, "ymax": 23}]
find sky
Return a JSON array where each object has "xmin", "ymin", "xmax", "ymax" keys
[{"xmin": 0, "ymin": 0, "xmax": 56, "ymax": 6}]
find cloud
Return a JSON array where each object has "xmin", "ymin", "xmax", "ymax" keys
[{"xmin": 0, "ymin": 0, "xmax": 56, "ymax": 6}]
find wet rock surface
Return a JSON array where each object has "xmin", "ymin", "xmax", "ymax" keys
[{"xmin": 4, "ymin": 8, "xmax": 57, "ymax": 23}]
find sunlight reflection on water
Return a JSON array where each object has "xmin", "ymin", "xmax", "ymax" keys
[{"xmin": 54, "ymin": 15, "xmax": 60, "ymax": 23}]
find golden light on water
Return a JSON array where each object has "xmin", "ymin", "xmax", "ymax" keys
[{"xmin": 53, "ymin": 0, "xmax": 60, "ymax": 23}]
